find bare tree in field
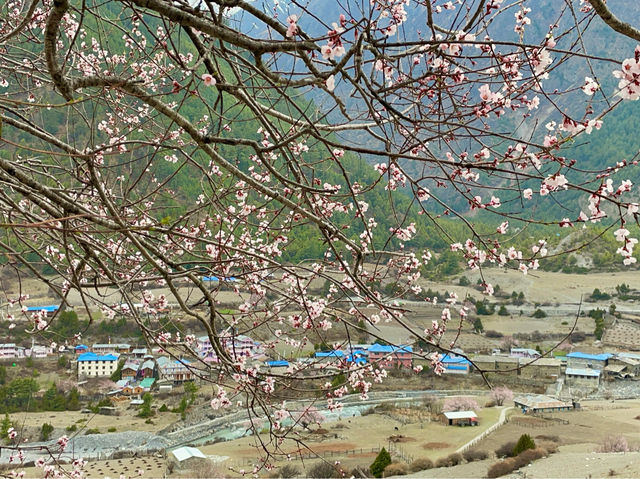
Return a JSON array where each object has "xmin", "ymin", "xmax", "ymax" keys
[{"xmin": 0, "ymin": 0, "xmax": 639, "ymax": 472}]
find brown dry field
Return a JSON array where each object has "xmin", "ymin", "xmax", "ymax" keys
[
  {"xmin": 9, "ymin": 406, "xmax": 175, "ymax": 435},
  {"xmin": 197, "ymin": 405, "xmax": 501, "ymax": 476},
  {"xmin": 20, "ymin": 456, "xmax": 167, "ymax": 479}
]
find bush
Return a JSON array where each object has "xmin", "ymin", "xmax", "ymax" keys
[
  {"xmin": 409, "ymin": 458, "xmax": 433, "ymax": 472},
  {"xmin": 370, "ymin": 448, "xmax": 392, "ymax": 478},
  {"xmin": 598, "ymin": 435, "xmax": 629, "ymax": 453},
  {"xmin": 463, "ymin": 449, "xmax": 488, "ymax": 462},
  {"xmin": 435, "ymin": 453, "xmax": 463, "ymax": 468},
  {"xmin": 383, "ymin": 463, "xmax": 408, "ymax": 477},
  {"xmin": 495, "ymin": 441, "xmax": 516, "ymax": 458},
  {"xmin": 485, "ymin": 330, "xmax": 503, "ymax": 339},
  {"xmin": 65, "ymin": 424, "xmax": 77, "ymax": 433},
  {"xmin": 531, "ymin": 309, "xmax": 547, "ymax": 318},
  {"xmin": 487, "ymin": 458, "xmax": 517, "ymax": 478},
  {"xmin": 458, "ymin": 276, "xmax": 471, "ymax": 286},
  {"xmin": 513, "ymin": 448, "xmax": 546, "ymax": 468},
  {"xmin": 85, "ymin": 428, "xmax": 100, "ymax": 435},
  {"xmin": 107, "ymin": 427, "xmax": 116, "ymax": 432},
  {"xmin": 308, "ymin": 461, "xmax": 340, "ymax": 478},
  {"xmin": 159, "ymin": 404, "xmax": 169, "ymax": 412},
  {"xmin": 513, "ymin": 434, "xmax": 536, "ymax": 456},
  {"xmin": 349, "ymin": 466, "xmax": 373, "ymax": 478},
  {"xmin": 40, "ymin": 423, "xmax": 54, "ymax": 441},
  {"xmin": 275, "ymin": 464, "xmax": 300, "ymax": 478}
]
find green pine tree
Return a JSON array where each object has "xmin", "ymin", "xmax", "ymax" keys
[
  {"xmin": 370, "ymin": 447, "xmax": 392, "ymax": 478},
  {"xmin": 513, "ymin": 434, "xmax": 536, "ymax": 456}
]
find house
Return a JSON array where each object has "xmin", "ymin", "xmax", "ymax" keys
[
  {"xmin": 605, "ymin": 354, "xmax": 640, "ymax": 379},
  {"xmin": 565, "ymin": 367, "xmax": 600, "ymax": 386},
  {"xmin": 77, "ymin": 352, "xmax": 119, "ymax": 378},
  {"xmin": 566, "ymin": 352, "xmax": 612, "ymax": 370},
  {"xmin": 367, "ymin": 344, "xmax": 413, "ymax": 369},
  {"xmin": 518, "ymin": 357, "xmax": 562, "ymax": 380},
  {"xmin": 27, "ymin": 344, "xmax": 51, "ymax": 358},
  {"xmin": 131, "ymin": 348, "xmax": 148, "ymax": 358},
  {"xmin": 121, "ymin": 362, "xmax": 140, "ymax": 379},
  {"xmin": 74, "ymin": 344, "xmax": 89, "ymax": 354},
  {"xmin": 510, "ymin": 348, "xmax": 541, "ymax": 359},
  {"xmin": 440, "ymin": 354, "xmax": 471, "ymax": 374},
  {"xmin": 471, "ymin": 355, "xmax": 519, "ymax": 375},
  {"xmin": 140, "ymin": 377, "xmax": 156, "ymax": 391},
  {"xmin": 123, "ymin": 383, "xmax": 144, "ymax": 396},
  {"xmin": 514, "ymin": 394, "xmax": 574, "ymax": 414},
  {"xmin": 196, "ymin": 331, "xmax": 263, "ymax": 362},
  {"xmin": 265, "ymin": 360, "xmax": 289, "ymax": 368},
  {"xmin": 25, "ymin": 305, "xmax": 59, "ymax": 318},
  {"xmin": 440, "ymin": 411, "xmax": 478, "ymax": 426},
  {"xmin": 140, "ymin": 359, "xmax": 155, "ymax": 378},
  {"xmin": 314, "ymin": 351, "xmax": 345, "ymax": 369},
  {"xmin": 0, "ymin": 343, "xmax": 25, "ymax": 359},
  {"xmin": 170, "ymin": 446, "xmax": 209, "ymax": 470},
  {"xmin": 158, "ymin": 358, "xmax": 194, "ymax": 383},
  {"xmin": 92, "ymin": 343, "xmax": 131, "ymax": 355}
]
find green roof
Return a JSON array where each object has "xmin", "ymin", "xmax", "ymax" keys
[{"xmin": 140, "ymin": 378, "xmax": 156, "ymax": 388}]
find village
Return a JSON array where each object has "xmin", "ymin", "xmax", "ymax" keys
[{"xmin": 2, "ymin": 275, "xmax": 640, "ymax": 478}]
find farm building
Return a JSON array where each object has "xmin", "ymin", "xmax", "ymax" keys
[
  {"xmin": 518, "ymin": 357, "xmax": 562, "ymax": 380},
  {"xmin": 440, "ymin": 411, "xmax": 478, "ymax": 426},
  {"xmin": 565, "ymin": 367, "xmax": 600, "ymax": 386},
  {"xmin": 513, "ymin": 394, "xmax": 573, "ymax": 414},
  {"xmin": 367, "ymin": 344, "xmax": 413, "ymax": 369},
  {"xmin": 314, "ymin": 350, "xmax": 345, "ymax": 369},
  {"xmin": 440, "ymin": 354, "xmax": 471, "ymax": 374},
  {"xmin": 605, "ymin": 354, "xmax": 640, "ymax": 379},
  {"xmin": 566, "ymin": 352, "xmax": 611, "ymax": 370}
]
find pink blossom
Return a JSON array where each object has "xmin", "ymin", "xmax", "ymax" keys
[{"xmin": 202, "ymin": 73, "xmax": 216, "ymax": 86}]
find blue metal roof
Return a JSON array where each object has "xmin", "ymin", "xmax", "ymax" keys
[
  {"xmin": 202, "ymin": 276, "xmax": 237, "ymax": 282},
  {"xmin": 441, "ymin": 354, "xmax": 471, "ymax": 364},
  {"xmin": 25, "ymin": 305, "xmax": 59, "ymax": 312},
  {"xmin": 444, "ymin": 364, "xmax": 469, "ymax": 370},
  {"xmin": 346, "ymin": 355, "xmax": 367, "ymax": 364},
  {"xmin": 75, "ymin": 344, "xmax": 88, "ymax": 350},
  {"xmin": 77, "ymin": 352, "xmax": 118, "ymax": 362},
  {"xmin": 368, "ymin": 344, "xmax": 413, "ymax": 354},
  {"xmin": 315, "ymin": 351, "xmax": 345, "ymax": 358},
  {"xmin": 266, "ymin": 360, "xmax": 289, "ymax": 367},
  {"xmin": 567, "ymin": 352, "xmax": 612, "ymax": 361}
]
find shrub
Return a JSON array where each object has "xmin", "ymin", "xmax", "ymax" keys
[
  {"xmin": 107, "ymin": 427, "xmax": 116, "ymax": 432},
  {"xmin": 275, "ymin": 464, "xmax": 300, "ymax": 478},
  {"xmin": 487, "ymin": 458, "xmax": 517, "ymax": 478},
  {"xmin": 349, "ymin": 466, "xmax": 373, "ymax": 478},
  {"xmin": 159, "ymin": 404, "xmax": 169, "ymax": 412},
  {"xmin": 598, "ymin": 435, "xmax": 629, "ymax": 453},
  {"xmin": 513, "ymin": 448, "xmax": 546, "ymax": 468},
  {"xmin": 531, "ymin": 308, "xmax": 547, "ymax": 318},
  {"xmin": 383, "ymin": 463, "xmax": 408, "ymax": 477},
  {"xmin": 495, "ymin": 441, "xmax": 516, "ymax": 458},
  {"xmin": 463, "ymin": 449, "xmax": 488, "ymax": 462},
  {"xmin": 513, "ymin": 434, "xmax": 536, "ymax": 456},
  {"xmin": 370, "ymin": 448, "xmax": 392, "ymax": 478},
  {"xmin": 308, "ymin": 461, "xmax": 340, "ymax": 478},
  {"xmin": 85, "ymin": 428, "xmax": 100, "ymax": 435},
  {"xmin": 40, "ymin": 423, "xmax": 54, "ymax": 441},
  {"xmin": 409, "ymin": 458, "xmax": 433, "ymax": 472},
  {"xmin": 65, "ymin": 424, "xmax": 77, "ymax": 433},
  {"xmin": 485, "ymin": 330, "xmax": 503, "ymax": 339},
  {"xmin": 535, "ymin": 434, "xmax": 560, "ymax": 443},
  {"xmin": 435, "ymin": 453, "xmax": 463, "ymax": 468}
]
